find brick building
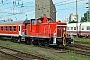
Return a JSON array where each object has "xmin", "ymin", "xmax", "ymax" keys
[{"xmin": 35, "ymin": 0, "xmax": 56, "ymax": 22}]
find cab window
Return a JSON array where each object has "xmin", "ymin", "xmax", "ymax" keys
[
  {"xmin": 47, "ymin": 20, "xmax": 52, "ymax": 22},
  {"xmin": 32, "ymin": 19, "xmax": 36, "ymax": 24},
  {"xmin": 38, "ymin": 19, "xmax": 42, "ymax": 23}
]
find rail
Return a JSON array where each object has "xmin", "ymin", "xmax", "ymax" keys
[
  {"xmin": 0, "ymin": 45, "xmax": 51, "ymax": 60},
  {"xmin": 66, "ymin": 41, "xmax": 90, "ymax": 56}
]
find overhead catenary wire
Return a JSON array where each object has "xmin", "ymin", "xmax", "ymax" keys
[
  {"xmin": 0, "ymin": 0, "xmax": 85, "ymax": 14},
  {"xmin": 0, "ymin": 0, "xmax": 87, "ymax": 19},
  {"xmin": 0, "ymin": 0, "xmax": 34, "ymax": 11},
  {"xmin": 0, "ymin": 0, "xmax": 85, "ymax": 11},
  {"xmin": 0, "ymin": 1, "xmax": 34, "ymax": 15}
]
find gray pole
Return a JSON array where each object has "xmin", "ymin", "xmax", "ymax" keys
[
  {"xmin": 76, "ymin": 0, "xmax": 78, "ymax": 36},
  {"xmin": 35, "ymin": 0, "xmax": 36, "ymax": 18},
  {"xmin": 42, "ymin": 0, "xmax": 44, "ymax": 15},
  {"xmin": 89, "ymin": 0, "xmax": 90, "ymax": 22}
]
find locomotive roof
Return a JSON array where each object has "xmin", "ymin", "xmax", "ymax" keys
[
  {"xmin": 0, "ymin": 20, "xmax": 30, "ymax": 25},
  {"xmin": 24, "ymin": 20, "xmax": 30, "ymax": 24}
]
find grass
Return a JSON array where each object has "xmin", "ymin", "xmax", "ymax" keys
[
  {"xmin": 0, "ymin": 40, "xmax": 90, "ymax": 60},
  {"xmin": 74, "ymin": 37, "xmax": 90, "ymax": 43}
]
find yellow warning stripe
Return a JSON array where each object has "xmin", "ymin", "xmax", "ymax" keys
[{"xmin": 63, "ymin": 32, "xmax": 66, "ymax": 46}]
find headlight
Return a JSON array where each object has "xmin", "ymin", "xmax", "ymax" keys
[{"xmin": 63, "ymin": 28, "xmax": 65, "ymax": 30}]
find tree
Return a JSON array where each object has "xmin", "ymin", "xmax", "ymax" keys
[{"xmin": 80, "ymin": 11, "xmax": 89, "ymax": 22}]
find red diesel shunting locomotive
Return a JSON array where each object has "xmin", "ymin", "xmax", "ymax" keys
[{"xmin": 0, "ymin": 16, "xmax": 73, "ymax": 47}]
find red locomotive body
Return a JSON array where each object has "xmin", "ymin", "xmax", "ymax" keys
[{"xmin": 25, "ymin": 16, "xmax": 73, "ymax": 46}]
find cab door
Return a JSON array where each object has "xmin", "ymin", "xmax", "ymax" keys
[{"xmin": 19, "ymin": 25, "xmax": 22, "ymax": 36}]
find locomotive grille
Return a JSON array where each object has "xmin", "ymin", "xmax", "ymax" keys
[
  {"xmin": 57, "ymin": 28, "xmax": 63, "ymax": 37},
  {"xmin": 57, "ymin": 26, "xmax": 63, "ymax": 37}
]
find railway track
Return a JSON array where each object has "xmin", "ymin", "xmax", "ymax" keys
[
  {"xmin": 1, "ymin": 39, "xmax": 90, "ymax": 59},
  {"xmin": 75, "ymin": 41, "xmax": 90, "ymax": 45},
  {"xmin": 66, "ymin": 41, "xmax": 90, "ymax": 56},
  {"xmin": 0, "ymin": 45, "xmax": 51, "ymax": 60}
]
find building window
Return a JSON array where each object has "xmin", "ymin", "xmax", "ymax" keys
[
  {"xmin": 13, "ymin": 26, "xmax": 16, "ymax": 31},
  {"xmin": 87, "ymin": 26, "xmax": 90, "ymax": 30},
  {"xmin": 10, "ymin": 26, "xmax": 12, "ymax": 31},
  {"xmin": 6, "ymin": 26, "xmax": 8, "ymax": 31}
]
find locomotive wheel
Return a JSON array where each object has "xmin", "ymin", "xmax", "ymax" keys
[
  {"xmin": 32, "ymin": 40, "xmax": 37, "ymax": 45},
  {"xmin": 26, "ymin": 40, "xmax": 30, "ymax": 44},
  {"xmin": 44, "ymin": 41, "xmax": 49, "ymax": 47},
  {"xmin": 30, "ymin": 40, "xmax": 34, "ymax": 45},
  {"xmin": 17, "ymin": 38, "xmax": 21, "ymax": 43},
  {"xmin": 38, "ymin": 41, "xmax": 42, "ymax": 46},
  {"xmin": 14, "ymin": 38, "xmax": 18, "ymax": 43}
]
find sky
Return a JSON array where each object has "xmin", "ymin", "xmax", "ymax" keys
[{"xmin": 0, "ymin": 0, "xmax": 88, "ymax": 22}]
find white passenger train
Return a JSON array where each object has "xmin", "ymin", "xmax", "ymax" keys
[{"xmin": 67, "ymin": 22, "xmax": 90, "ymax": 37}]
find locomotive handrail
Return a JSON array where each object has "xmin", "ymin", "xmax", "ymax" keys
[
  {"xmin": 49, "ymin": 25, "xmax": 52, "ymax": 38},
  {"xmin": 53, "ymin": 29, "xmax": 56, "ymax": 34},
  {"xmin": 44, "ymin": 25, "xmax": 49, "ymax": 34},
  {"xmin": 23, "ymin": 29, "xmax": 28, "ymax": 35}
]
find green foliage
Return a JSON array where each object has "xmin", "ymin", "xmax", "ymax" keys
[
  {"xmin": 80, "ymin": 11, "xmax": 89, "ymax": 22},
  {"xmin": 74, "ymin": 37, "xmax": 90, "ymax": 43}
]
